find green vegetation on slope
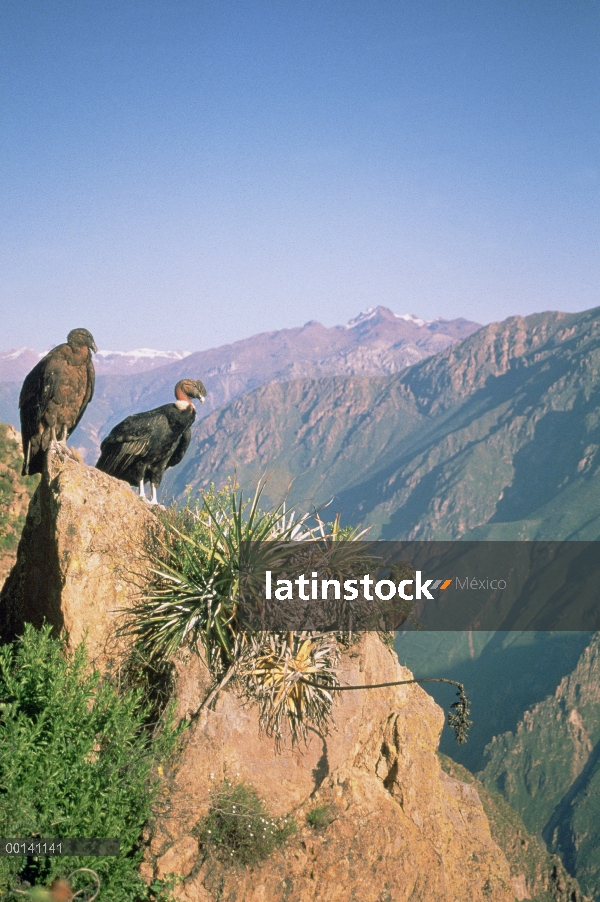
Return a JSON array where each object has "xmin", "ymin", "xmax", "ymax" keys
[
  {"xmin": 438, "ymin": 755, "xmax": 587, "ymax": 902},
  {"xmin": 0, "ymin": 423, "xmax": 38, "ymax": 554},
  {"xmin": 0, "ymin": 624, "xmax": 180, "ymax": 901},
  {"xmin": 193, "ymin": 778, "xmax": 296, "ymax": 867},
  {"xmin": 481, "ymin": 633, "xmax": 600, "ymax": 900}
]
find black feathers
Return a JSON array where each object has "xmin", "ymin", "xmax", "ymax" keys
[{"xmin": 96, "ymin": 379, "xmax": 206, "ymax": 503}]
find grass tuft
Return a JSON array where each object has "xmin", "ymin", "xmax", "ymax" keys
[
  {"xmin": 305, "ymin": 804, "xmax": 334, "ymax": 831},
  {"xmin": 194, "ymin": 780, "xmax": 296, "ymax": 867}
]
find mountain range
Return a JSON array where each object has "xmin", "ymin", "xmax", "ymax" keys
[
  {"xmin": 0, "ymin": 308, "xmax": 479, "ymax": 462},
  {"xmin": 160, "ymin": 306, "xmax": 600, "ymax": 542}
]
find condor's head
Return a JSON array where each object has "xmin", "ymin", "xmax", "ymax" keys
[
  {"xmin": 174, "ymin": 379, "xmax": 207, "ymax": 408},
  {"xmin": 67, "ymin": 328, "xmax": 98, "ymax": 353}
]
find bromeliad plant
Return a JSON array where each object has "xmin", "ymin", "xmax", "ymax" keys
[
  {"xmin": 238, "ymin": 632, "xmax": 340, "ymax": 747},
  {"xmin": 124, "ymin": 479, "xmax": 472, "ymax": 748},
  {"xmin": 123, "ymin": 481, "xmax": 348, "ymax": 744},
  {"xmin": 125, "ymin": 480, "xmax": 314, "ymax": 677}
]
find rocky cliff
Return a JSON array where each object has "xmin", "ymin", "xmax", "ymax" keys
[
  {"xmin": 144, "ymin": 632, "xmax": 517, "ymax": 902},
  {"xmin": 0, "ymin": 456, "xmax": 567, "ymax": 901},
  {"xmin": 0, "ymin": 452, "xmax": 161, "ymax": 668},
  {"xmin": 0, "ymin": 423, "xmax": 39, "ymax": 589}
]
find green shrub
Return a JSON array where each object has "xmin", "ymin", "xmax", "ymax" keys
[
  {"xmin": 0, "ymin": 624, "xmax": 179, "ymax": 901},
  {"xmin": 305, "ymin": 804, "xmax": 334, "ymax": 831},
  {"xmin": 194, "ymin": 779, "xmax": 296, "ymax": 867}
]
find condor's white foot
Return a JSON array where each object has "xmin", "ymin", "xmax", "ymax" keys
[
  {"xmin": 139, "ymin": 479, "xmax": 148, "ymax": 501},
  {"xmin": 59, "ymin": 425, "xmax": 69, "ymax": 447},
  {"xmin": 49, "ymin": 432, "xmax": 71, "ymax": 461},
  {"xmin": 48, "ymin": 426, "xmax": 62, "ymax": 455}
]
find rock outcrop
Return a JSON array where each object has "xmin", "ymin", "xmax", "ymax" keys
[
  {"xmin": 0, "ymin": 424, "xmax": 39, "ymax": 589},
  {"xmin": 147, "ymin": 634, "xmax": 515, "ymax": 902},
  {"xmin": 0, "ymin": 453, "xmax": 161, "ymax": 668},
  {"xmin": 1, "ymin": 458, "xmax": 517, "ymax": 900}
]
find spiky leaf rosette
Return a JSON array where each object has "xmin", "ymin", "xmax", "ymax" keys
[
  {"xmin": 122, "ymin": 480, "xmax": 313, "ymax": 675},
  {"xmin": 238, "ymin": 632, "xmax": 340, "ymax": 747}
]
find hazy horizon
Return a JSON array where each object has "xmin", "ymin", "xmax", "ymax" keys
[{"xmin": 2, "ymin": 303, "xmax": 482, "ymax": 354}]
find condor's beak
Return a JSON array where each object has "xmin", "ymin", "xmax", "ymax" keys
[{"xmin": 91, "ymin": 343, "xmax": 98, "ymax": 353}]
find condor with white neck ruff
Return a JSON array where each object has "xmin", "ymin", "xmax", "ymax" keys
[{"xmin": 96, "ymin": 379, "xmax": 206, "ymax": 504}]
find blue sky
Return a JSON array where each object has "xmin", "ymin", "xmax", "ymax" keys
[{"xmin": 1, "ymin": 1, "xmax": 598, "ymax": 351}]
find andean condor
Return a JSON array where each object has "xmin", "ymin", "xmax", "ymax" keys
[
  {"xmin": 95, "ymin": 379, "xmax": 207, "ymax": 504},
  {"xmin": 19, "ymin": 328, "xmax": 97, "ymax": 476}
]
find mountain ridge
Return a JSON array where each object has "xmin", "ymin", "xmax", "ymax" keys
[
  {"xmin": 481, "ymin": 633, "xmax": 600, "ymax": 900},
  {"xmin": 160, "ymin": 306, "xmax": 600, "ymax": 541},
  {"xmin": 0, "ymin": 307, "xmax": 480, "ymax": 462},
  {"xmin": 0, "ymin": 347, "xmax": 193, "ymax": 381}
]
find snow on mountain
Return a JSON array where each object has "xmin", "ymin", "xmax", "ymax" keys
[
  {"xmin": 0, "ymin": 349, "xmax": 44, "ymax": 382},
  {"xmin": 1, "ymin": 348, "xmax": 38, "ymax": 361},
  {"xmin": 0, "ymin": 347, "xmax": 192, "ymax": 381},
  {"xmin": 93, "ymin": 349, "xmax": 191, "ymax": 375},
  {"xmin": 346, "ymin": 308, "xmax": 433, "ymax": 330},
  {"xmin": 394, "ymin": 313, "xmax": 428, "ymax": 327},
  {"xmin": 345, "ymin": 308, "xmax": 379, "ymax": 329},
  {"xmin": 95, "ymin": 348, "xmax": 191, "ymax": 361}
]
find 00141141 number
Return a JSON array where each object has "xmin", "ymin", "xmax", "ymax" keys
[{"xmin": 0, "ymin": 839, "xmax": 120, "ymax": 856}]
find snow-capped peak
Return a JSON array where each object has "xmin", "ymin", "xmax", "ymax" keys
[
  {"xmin": 346, "ymin": 308, "xmax": 431, "ymax": 330},
  {"xmin": 394, "ymin": 313, "xmax": 429, "ymax": 327},
  {"xmin": 0, "ymin": 346, "xmax": 194, "ymax": 381},
  {"xmin": 95, "ymin": 348, "xmax": 191, "ymax": 361},
  {"xmin": 345, "ymin": 308, "xmax": 378, "ymax": 329},
  {"xmin": 0, "ymin": 348, "xmax": 42, "ymax": 360}
]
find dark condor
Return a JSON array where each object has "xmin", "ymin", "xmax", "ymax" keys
[
  {"xmin": 19, "ymin": 328, "xmax": 97, "ymax": 476},
  {"xmin": 96, "ymin": 378, "xmax": 207, "ymax": 504}
]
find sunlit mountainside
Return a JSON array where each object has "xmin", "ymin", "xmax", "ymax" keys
[{"xmin": 162, "ymin": 306, "xmax": 600, "ymax": 542}]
